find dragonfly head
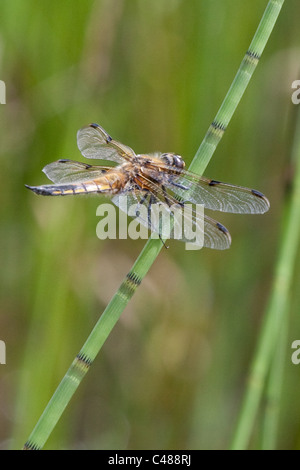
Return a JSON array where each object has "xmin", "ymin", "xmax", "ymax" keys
[{"xmin": 161, "ymin": 153, "xmax": 185, "ymax": 170}]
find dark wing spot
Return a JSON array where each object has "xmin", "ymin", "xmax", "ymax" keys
[
  {"xmin": 90, "ymin": 123, "xmax": 112, "ymax": 142},
  {"xmin": 216, "ymin": 222, "xmax": 229, "ymax": 234},
  {"xmin": 58, "ymin": 159, "xmax": 92, "ymax": 169},
  {"xmin": 209, "ymin": 179, "xmax": 221, "ymax": 186},
  {"xmin": 251, "ymin": 189, "xmax": 265, "ymax": 198}
]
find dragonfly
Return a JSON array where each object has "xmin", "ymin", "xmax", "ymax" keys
[{"xmin": 25, "ymin": 123, "xmax": 270, "ymax": 249}]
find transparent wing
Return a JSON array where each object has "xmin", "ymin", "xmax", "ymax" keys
[
  {"xmin": 175, "ymin": 170, "xmax": 270, "ymax": 214},
  {"xmin": 77, "ymin": 123, "xmax": 136, "ymax": 163},
  {"xmin": 42, "ymin": 159, "xmax": 111, "ymax": 183},
  {"xmin": 203, "ymin": 215, "xmax": 231, "ymax": 250},
  {"xmin": 112, "ymin": 190, "xmax": 184, "ymax": 241},
  {"xmin": 139, "ymin": 174, "xmax": 232, "ymax": 249},
  {"xmin": 147, "ymin": 153, "xmax": 270, "ymax": 214},
  {"xmin": 112, "ymin": 179, "xmax": 231, "ymax": 250}
]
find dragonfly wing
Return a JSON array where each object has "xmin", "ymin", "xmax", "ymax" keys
[
  {"xmin": 140, "ymin": 174, "xmax": 232, "ymax": 249},
  {"xmin": 112, "ymin": 191, "xmax": 163, "ymax": 237},
  {"xmin": 43, "ymin": 159, "xmax": 111, "ymax": 183},
  {"xmin": 77, "ymin": 123, "xmax": 136, "ymax": 163},
  {"xmin": 144, "ymin": 153, "xmax": 270, "ymax": 214},
  {"xmin": 203, "ymin": 215, "xmax": 231, "ymax": 250},
  {"xmin": 112, "ymin": 177, "xmax": 231, "ymax": 249},
  {"xmin": 112, "ymin": 191, "xmax": 190, "ymax": 241},
  {"xmin": 169, "ymin": 171, "xmax": 270, "ymax": 214}
]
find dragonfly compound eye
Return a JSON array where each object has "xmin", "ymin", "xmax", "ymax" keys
[
  {"xmin": 172, "ymin": 154, "xmax": 185, "ymax": 170},
  {"xmin": 161, "ymin": 153, "xmax": 185, "ymax": 169}
]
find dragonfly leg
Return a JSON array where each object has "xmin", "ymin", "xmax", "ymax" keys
[
  {"xmin": 135, "ymin": 191, "xmax": 149, "ymax": 217},
  {"xmin": 149, "ymin": 193, "xmax": 169, "ymax": 249},
  {"xmin": 169, "ymin": 181, "xmax": 190, "ymax": 190},
  {"xmin": 162, "ymin": 183, "xmax": 187, "ymax": 207},
  {"xmin": 161, "ymin": 185, "xmax": 173, "ymax": 207},
  {"xmin": 133, "ymin": 191, "xmax": 168, "ymax": 247}
]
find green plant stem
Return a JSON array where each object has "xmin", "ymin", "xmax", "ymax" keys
[
  {"xmin": 23, "ymin": 0, "xmax": 285, "ymax": 450},
  {"xmin": 190, "ymin": 0, "xmax": 285, "ymax": 175},
  {"xmin": 231, "ymin": 108, "xmax": 300, "ymax": 450},
  {"xmin": 261, "ymin": 304, "xmax": 289, "ymax": 449}
]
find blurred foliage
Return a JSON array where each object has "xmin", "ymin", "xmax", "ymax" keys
[{"xmin": 0, "ymin": 0, "xmax": 300, "ymax": 450}]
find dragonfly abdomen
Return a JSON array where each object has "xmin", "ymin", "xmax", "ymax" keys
[
  {"xmin": 25, "ymin": 178, "xmax": 123, "ymax": 196},
  {"xmin": 25, "ymin": 169, "xmax": 129, "ymax": 196},
  {"xmin": 26, "ymin": 183, "xmax": 97, "ymax": 196}
]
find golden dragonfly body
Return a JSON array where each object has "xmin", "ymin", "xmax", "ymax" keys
[{"xmin": 26, "ymin": 123, "xmax": 270, "ymax": 249}]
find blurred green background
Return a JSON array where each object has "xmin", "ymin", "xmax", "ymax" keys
[{"xmin": 1, "ymin": 0, "xmax": 300, "ymax": 450}]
